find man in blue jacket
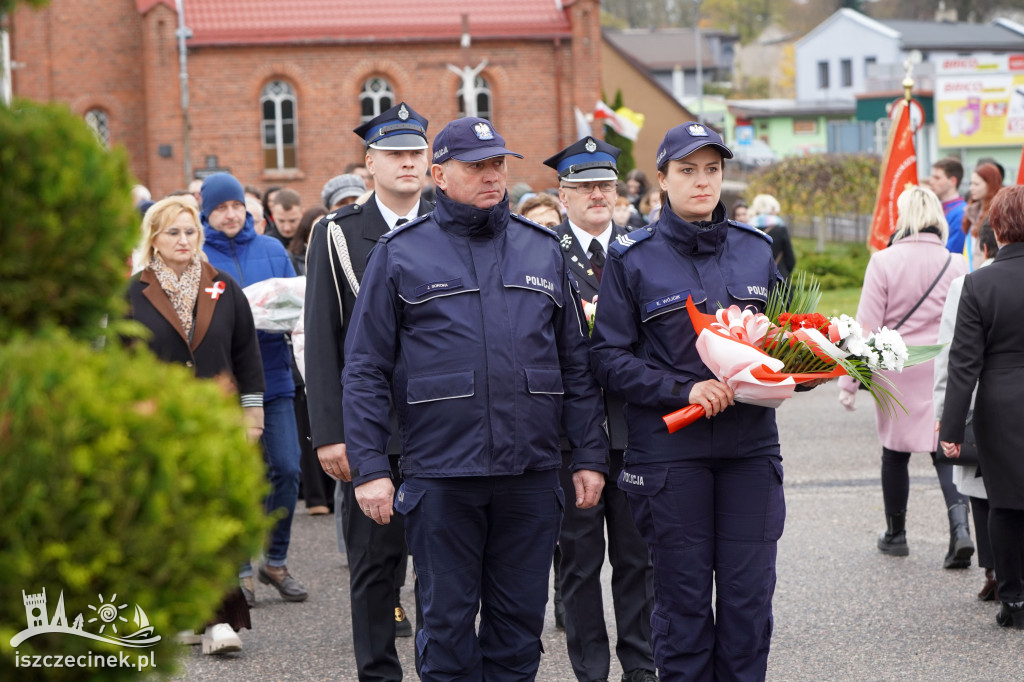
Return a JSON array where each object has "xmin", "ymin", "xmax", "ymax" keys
[
  {"xmin": 342, "ymin": 118, "xmax": 609, "ymax": 681},
  {"xmin": 201, "ymin": 172, "xmax": 308, "ymax": 604}
]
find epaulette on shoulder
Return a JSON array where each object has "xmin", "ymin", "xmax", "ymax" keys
[
  {"xmin": 379, "ymin": 214, "xmax": 430, "ymax": 242},
  {"xmin": 323, "ymin": 203, "xmax": 362, "ymax": 224},
  {"xmin": 511, "ymin": 213, "xmax": 557, "ymax": 239},
  {"xmin": 728, "ymin": 219, "xmax": 773, "ymax": 244},
  {"xmin": 608, "ymin": 227, "xmax": 653, "ymax": 256}
]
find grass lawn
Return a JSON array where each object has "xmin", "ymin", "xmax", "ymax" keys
[{"xmin": 817, "ymin": 287, "xmax": 862, "ymax": 317}]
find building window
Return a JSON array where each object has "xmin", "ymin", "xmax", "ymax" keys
[
  {"xmin": 84, "ymin": 109, "xmax": 109, "ymax": 147},
  {"xmin": 261, "ymin": 80, "xmax": 297, "ymax": 170},
  {"xmin": 864, "ymin": 56, "xmax": 877, "ymax": 76},
  {"xmin": 457, "ymin": 76, "xmax": 492, "ymax": 121},
  {"xmin": 360, "ymin": 78, "xmax": 394, "ymax": 122},
  {"xmin": 817, "ymin": 61, "xmax": 829, "ymax": 89},
  {"xmin": 841, "ymin": 59, "xmax": 853, "ymax": 87}
]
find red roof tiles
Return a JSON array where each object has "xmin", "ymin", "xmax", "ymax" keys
[{"xmin": 142, "ymin": 0, "xmax": 572, "ymax": 45}]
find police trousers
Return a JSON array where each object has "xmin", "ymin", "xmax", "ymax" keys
[
  {"xmin": 395, "ymin": 469, "xmax": 564, "ymax": 682},
  {"xmin": 619, "ymin": 456, "xmax": 785, "ymax": 682}
]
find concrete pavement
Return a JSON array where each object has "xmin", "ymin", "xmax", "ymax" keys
[{"xmin": 178, "ymin": 388, "xmax": 1022, "ymax": 680}]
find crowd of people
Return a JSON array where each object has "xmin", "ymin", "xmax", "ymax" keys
[{"xmin": 124, "ymin": 105, "xmax": 1023, "ymax": 680}]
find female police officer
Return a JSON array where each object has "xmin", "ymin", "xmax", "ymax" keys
[{"xmin": 591, "ymin": 123, "xmax": 785, "ymax": 681}]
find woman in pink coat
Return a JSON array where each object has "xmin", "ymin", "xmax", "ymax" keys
[{"xmin": 838, "ymin": 187, "xmax": 972, "ymax": 568}]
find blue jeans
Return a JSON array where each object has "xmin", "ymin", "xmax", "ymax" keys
[{"xmin": 255, "ymin": 396, "xmax": 302, "ymax": 567}]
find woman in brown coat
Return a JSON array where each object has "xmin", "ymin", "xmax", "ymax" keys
[{"xmin": 128, "ymin": 196, "xmax": 265, "ymax": 653}]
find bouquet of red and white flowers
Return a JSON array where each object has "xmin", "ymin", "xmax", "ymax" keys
[{"xmin": 663, "ymin": 274, "xmax": 942, "ymax": 432}]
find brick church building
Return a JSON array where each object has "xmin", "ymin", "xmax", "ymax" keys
[{"xmin": 11, "ymin": 0, "xmax": 602, "ymax": 202}]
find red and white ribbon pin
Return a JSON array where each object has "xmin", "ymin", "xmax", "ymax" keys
[{"xmin": 205, "ymin": 281, "xmax": 227, "ymax": 300}]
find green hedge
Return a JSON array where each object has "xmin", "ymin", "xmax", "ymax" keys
[
  {"xmin": 792, "ymin": 238, "xmax": 870, "ymax": 291},
  {"xmin": 1, "ymin": 93, "xmax": 272, "ymax": 679},
  {"xmin": 0, "ymin": 100, "xmax": 139, "ymax": 342},
  {"xmin": 0, "ymin": 333, "xmax": 271, "ymax": 680},
  {"xmin": 747, "ymin": 154, "xmax": 880, "ymax": 226}
]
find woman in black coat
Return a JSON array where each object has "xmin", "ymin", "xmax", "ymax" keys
[
  {"xmin": 127, "ymin": 196, "xmax": 265, "ymax": 653},
  {"xmin": 940, "ymin": 185, "xmax": 1024, "ymax": 630}
]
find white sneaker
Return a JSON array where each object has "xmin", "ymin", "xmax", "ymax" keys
[{"xmin": 201, "ymin": 623, "xmax": 242, "ymax": 655}]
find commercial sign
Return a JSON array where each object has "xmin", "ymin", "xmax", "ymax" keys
[{"xmin": 934, "ymin": 52, "xmax": 1024, "ymax": 147}]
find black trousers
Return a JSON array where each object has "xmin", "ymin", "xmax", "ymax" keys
[
  {"xmin": 296, "ymin": 389, "xmax": 334, "ymax": 509},
  {"xmin": 558, "ymin": 450, "xmax": 655, "ymax": 681},
  {"xmin": 971, "ymin": 496, "xmax": 993, "ymax": 569},
  {"xmin": 989, "ymin": 507, "xmax": 1024, "ymax": 603},
  {"xmin": 336, "ymin": 457, "xmax": 410, "ymax": 682},
  {"xmin": 880, "ymin": 448, "xmax": 966, "ymax": 514}
]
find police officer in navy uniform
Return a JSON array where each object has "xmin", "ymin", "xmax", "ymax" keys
[
  {"xmin": 304, "ymin": 101, "xmax": 432, "ymax": 681},
  {"xmin": 342, "ymin": 116, "xmax": 609, "ymax": 681},
  {"xmin": 542, "ymin": 138, "xmax": 657, "ymax": 682},
  {"xmin": 591, "ymin": 123, "xmax": 789, "ymax": 681}
]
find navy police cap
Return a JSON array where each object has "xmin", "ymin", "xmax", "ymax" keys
[
  {"xmin": 431, "ymin": 117, "xmax": 523, "ymax": 164},
  {"xmin": 542, "ymin": 137, "xmax": 621, "ymax": 182},
  {"xmin": 655, "ymin": 121, "xmax": 733, "ymax": 168},
  {"xmin": 353, "ymin": 102, "xmax": 429, "ymax": 150}
]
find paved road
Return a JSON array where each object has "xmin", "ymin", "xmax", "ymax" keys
[{"xmin": 178, "ymin": 389, "xmax": 1021, "ymax": 680}]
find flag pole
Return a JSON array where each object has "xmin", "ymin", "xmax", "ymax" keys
[{"xmin": 867, "ymin": 58, "xmax": 919, "ymax": 251}]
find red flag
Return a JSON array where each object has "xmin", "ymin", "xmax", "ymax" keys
[
  {"xmin": 1018, "ymin": 146, "xmax": 1024, "ymax": 184},
  {"xmin": 868, "ymin": 99, "xmax": 918, "ymax": 251}
]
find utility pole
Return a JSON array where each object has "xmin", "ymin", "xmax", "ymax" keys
[
  {"xmin": 693, "ymin": 0, "xmax": 704, "ymax": 124},
  {"xmin": 175, "ymin": 0, "xmax": 193, "ymax": 184},
  {"xmin": 1, "ymin": 12, "xmax": 12, "ymax": 107}
]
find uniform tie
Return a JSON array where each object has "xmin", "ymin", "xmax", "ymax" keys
[
  {"xmin": 588, "ymin": 238, "xmax": 605, "ymax": 282},
  {"xmin": 395, "ymin": 218, "xmax": 409, "ymax": 227}
]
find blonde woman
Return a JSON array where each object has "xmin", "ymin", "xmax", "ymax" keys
[
  {"xmin": 749, "ymin": 193, "xmax": 796, "ymax": 279},
  {"xmin": 127, "ymin": 196, "xmax": 264, "ymax": 654},
  {"xmin": 838, "ymin": 186, "xmax": 971, "ymax": 568}
]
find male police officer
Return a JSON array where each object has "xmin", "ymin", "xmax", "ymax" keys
[
  {"xmin": 304, "ymin": 102, "xmax": 432, "ymax": 681},
  {"xmin": 542, "ymin": 138, "xmax": 657, "ymax": 682},
  {"xmin": 342, "ymin": 117, "xmax": 609, "ymax": 681}
]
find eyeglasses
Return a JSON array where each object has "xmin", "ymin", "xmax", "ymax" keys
[
  {"xmin": 160, "ymin": 228, "xmax": 199, "ymax": 239},
  {"xmin": 561, "ymin": 182, "xmax": 617, "ymax": 195}
]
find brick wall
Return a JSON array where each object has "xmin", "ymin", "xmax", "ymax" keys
[
  {"xmin": 12, "ymin": 0, "xmax": 150, "ymax": 186},
  {"xmin": 12, "ymin": 0, "xmax": 603, "ymax": 207}
]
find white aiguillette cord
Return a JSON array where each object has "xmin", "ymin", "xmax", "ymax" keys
[{"xmin": 322, "ymin": 221, "xmax": 361, "ymax": 318}]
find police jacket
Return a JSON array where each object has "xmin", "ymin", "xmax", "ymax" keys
[
  {"xmin": 590, "ymin": 201, "xmax": 782, "ymax": 463},
  {"xmin": 304, "ymin": 195, "xmax": 432, "ymax": 453},
  {"xmin": 555, "ymin": 219, "xmax": 630, "ymax": 451},
  {"xmin": 342, "ymin": 190, "xmax": 609, "ymax": 486},
  {"xmin": 203, "ymin": 215, "xmax": 297, "ymax": 402}
]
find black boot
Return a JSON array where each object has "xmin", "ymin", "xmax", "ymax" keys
[
  {"xmin": 878, "ymin": 512, "xmax": 909, "ymax": 556},
  {"xmin": 943, "ymin": 503, "xmax": 975, "ymax": 569},
  {"xmin": 996, "ymin": 601, "xmax": 1024, "ymax": 629}
]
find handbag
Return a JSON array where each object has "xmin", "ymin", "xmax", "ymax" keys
[
  {"xmin": 936, "ymin": 419, "xmax": 980, "ymax": 467},
  {"xmin": 858, "ymin": 253, "xmax": 953, "ymax": 391}
]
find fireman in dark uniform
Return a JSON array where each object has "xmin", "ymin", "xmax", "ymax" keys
[
  {"xmin": 303, "ymin": 101, "xmax": 432, "ymax": 681},
  {"xmin": 542, "ymin": 137, "xmax": 656, "ymax": 682}
]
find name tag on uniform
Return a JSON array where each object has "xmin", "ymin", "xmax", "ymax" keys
[
  {"xmin": 644, "ymin": 291, "xmax": 689, "ymax": 315},
  {"xmin": 414, "ymin": 278, "xmax": 463, "ymax": 298}
]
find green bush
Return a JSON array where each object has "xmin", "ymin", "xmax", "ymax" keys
[
  {"xmin": 747, "ymin": 154, "xmax": 880, "ymax": 225},
  {"xmin": 0, "ymin": 332, "xmax": 271, "ymax": 680},
  {"xmin": 792, "ymin": 238, "xmax": 870, "ymax": 290},
  {"xmin": 0, "ymin": 99, "xmax": 139, "ymax": 342}
]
